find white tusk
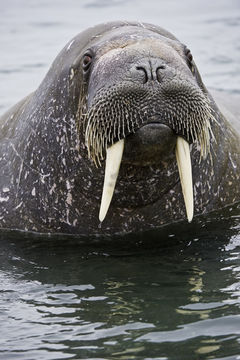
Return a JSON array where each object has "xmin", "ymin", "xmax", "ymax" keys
[
  {"xmin": 99, "ymin": 139, "xmax": 125, "ymax": 222},
  {"xmin": 175, "ymin": 137, "xmax": 194, "ymax": 222}
]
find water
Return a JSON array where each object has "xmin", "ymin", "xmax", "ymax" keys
[
  {"xmin": 0, "ymin": 1, "xmax": 240, "ymax": 359},
  {"xmin": 1, "ymin": 207, "xmax": 240, "ymax": 359}
]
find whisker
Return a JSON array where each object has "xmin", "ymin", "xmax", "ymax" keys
[{"xmin": 79, "ymin": 83, "xmax": 216, "ymax": 165}]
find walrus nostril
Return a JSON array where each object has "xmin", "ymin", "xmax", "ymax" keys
[
  {"xmin": 156, "ymin": 65, "xmax": 166, "ymax": 82},
  {"xmin": 136, "ymin": 66, "xmax": 148, "ymax": 84},
  {"xmin": 136, "ymin": 64, "xmax": 166, "ymax": 83}
]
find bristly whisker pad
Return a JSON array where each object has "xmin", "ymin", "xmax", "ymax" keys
[{"xmin": 84, "ymin": 81, "xmax": 216, "ymax": 165}]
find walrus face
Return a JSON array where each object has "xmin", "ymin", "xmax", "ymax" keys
[{"xmin": 79, "ymin": 29, "xmax": 214, "ymax": 223}]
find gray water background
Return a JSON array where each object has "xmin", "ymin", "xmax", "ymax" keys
[{"xmin": 0, "ymin": 0, "xmax": 240, "ymax": 359}]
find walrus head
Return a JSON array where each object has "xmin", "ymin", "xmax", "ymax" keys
[{"xmin": 77, "ymin": 25, "xmax": 215, "ymax": 224}]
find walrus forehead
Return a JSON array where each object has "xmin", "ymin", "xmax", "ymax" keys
[
  {"xmin": 90, "ymin": 26, "xmax": 183, "ymax": 60},
  {"xmin": 97, "ymin": 39, "xmax": 183, "ymax": 65}
]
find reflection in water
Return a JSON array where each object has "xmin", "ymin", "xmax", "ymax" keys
[
  {"xmin": 188, "ymin": 266, "xmax": 205, "ymax": 304},
  {"xmin": 0, "ymin": 204, "xmax": 239, "ymax": 359}
]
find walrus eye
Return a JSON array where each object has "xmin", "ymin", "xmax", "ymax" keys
[
  {"xmin": 186, "ymin": 48, "xmax": 193, "ymax": 62},
  {"xmin": 185, "ymin": 47, "xmax": 195, "ymax": 74},
  {"xmin": 82, "ymin": 53, "xmax": 93, "ymax": 72}
]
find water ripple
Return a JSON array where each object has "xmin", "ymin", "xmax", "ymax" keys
[{"xmin": 136, "ymin": 315, "xmax": 240, "ymax": 343}]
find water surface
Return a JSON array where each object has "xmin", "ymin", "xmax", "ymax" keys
[{"xmin": 1, "ymin": 206, "xmax": 240, "ymax": 359}]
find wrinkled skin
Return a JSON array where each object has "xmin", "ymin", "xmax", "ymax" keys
[{"xmin": 0, "ymin": 21, "xmax": 239, "ymax": 235}]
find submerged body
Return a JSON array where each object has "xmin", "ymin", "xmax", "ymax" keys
[{"xmin": 0, "ymin": 21, "xmax": 239, "ymax": 235}]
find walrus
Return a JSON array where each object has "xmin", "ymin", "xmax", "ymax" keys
[{"xmin": 0, "ymin": 21, "xmax": 239, "ymax": 235}]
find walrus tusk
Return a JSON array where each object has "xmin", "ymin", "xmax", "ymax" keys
[
  {"xmin": 99, "ymin": 139, "xmax": 125, "ymax": 222},
  {"xmin": 99, "ymin": 136, "xmax": 193, "ymax": 223},
  {"xmin": 175, "ymin": 136, "xmax": 194, "ymax": 222}
]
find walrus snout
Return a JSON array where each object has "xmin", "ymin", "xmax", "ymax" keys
[{"xmin": 122, "ymin": 123, "xmax": 176, "ymax": 165}]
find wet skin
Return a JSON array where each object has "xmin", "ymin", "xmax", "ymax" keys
[{"xmin": 0, "ymin": 21, "xmax": 239, "ymax": 235}]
